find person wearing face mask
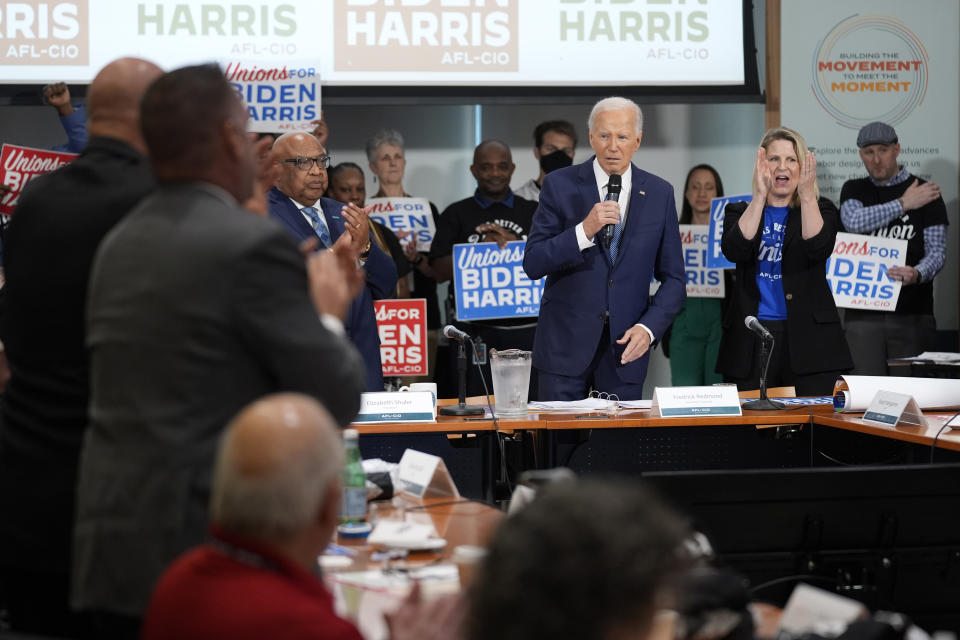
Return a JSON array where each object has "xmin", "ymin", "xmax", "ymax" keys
[
  {"xmin": 662, "ymin": 164, "xmax": 728, "ymax": 386},
  {"xmin": 326, "ymin": 162, "xmax": 411, "ymax": 298},
  {"xmin": 716, "ymin": 127, "xmax": 852, "ymax": 396},
  {"xmin": 514, "ymin": 120, "xmax": 578, "ymax": 203}
]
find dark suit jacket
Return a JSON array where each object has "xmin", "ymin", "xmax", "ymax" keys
[
  {"xmin": 716, "ymin": 198, "xmax": 853, "ymax": 378},
  {"xmin": 267, "ymin": 187, "xmax": 397, "ymax": 391},
  {"xmin": 523, "ymin": 158, "xmax": 686, "ymax": 385},
  {"xmin": 0, "ymin": 137, "xmax": 154, "ymax": 574},
  {"xmin": 73, "ymin": 183, "xmax": 365, "ymax": 615}
]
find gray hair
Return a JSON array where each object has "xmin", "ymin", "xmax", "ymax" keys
[
  {"xmin": 365, "ymin": 128, "xmax": 406, "ymax": 163},
  {"xmin": 210, "ymin": 400, "xmax": 344, "ymax": 541},
  {"xmin": 588, "ymin": 97, "xmax": 643, "ymax": 134}
]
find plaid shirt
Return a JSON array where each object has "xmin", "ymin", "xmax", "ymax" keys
[{"xmin": 840, "ymin": 166, "xmax": 946, "ymax": 283}]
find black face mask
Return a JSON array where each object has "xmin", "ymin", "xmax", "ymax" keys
[{"xmin": 539, "ymin": 149, "xmax": 574, "ymax": 174}]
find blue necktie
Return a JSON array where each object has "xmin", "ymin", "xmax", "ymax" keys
[
  {"xmin": 302, "ymin": 206, "xmax": 332, "ymax": 248},
  {"xmin": 607, "ymin": 188, "xmax": 624, "ymax": 263}
]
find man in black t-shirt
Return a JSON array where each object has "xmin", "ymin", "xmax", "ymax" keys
[
  {"xmin": 429, "ymin": 140, "xmax": 538, "ymax": 398},
  {"xmin": 839, "ymin": 121, "xmax": 948, "ymax": 375}
]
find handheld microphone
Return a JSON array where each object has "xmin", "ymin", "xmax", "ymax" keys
[
  {"xmin": 603, "ymin": 173, "xmax": 622, "ymax": 248},
  {"xmin": 744, "ymin": 315, "xmax": 773, "ymax": 341},
  {"xmin": 442, "ymin": 325, "xmax": 471, "ymax": 343}
]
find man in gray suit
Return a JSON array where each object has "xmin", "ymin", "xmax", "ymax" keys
[{"xmin": 72, "ymin": 64, "xmax": 366, "ymax": 636}]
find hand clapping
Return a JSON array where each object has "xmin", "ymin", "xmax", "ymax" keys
[{"xmin": 797, "ymin": 151, "xmax": 817, "ymax": 201}]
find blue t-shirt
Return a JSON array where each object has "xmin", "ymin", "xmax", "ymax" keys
[{"xmin": 756, "ymin": 206, "xmax": 788, "ymax": 320}]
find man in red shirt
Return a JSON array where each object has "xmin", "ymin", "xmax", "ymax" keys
[{"xmin": 143, "ymin": 393, "xmax": 460, "ymax": 640}]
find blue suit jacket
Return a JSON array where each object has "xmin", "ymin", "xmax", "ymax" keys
[
  {"xmin": 268, "ymin": 187, "xmax": 397, "ymax": 391},
  {"xmin": 523, "ymin": 158, "xmax": 686, "ymax": 384}
]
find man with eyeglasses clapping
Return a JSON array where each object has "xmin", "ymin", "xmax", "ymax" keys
[{"xmin": 268, "ymin": 132, "xmax": 397, "ymax": 391}]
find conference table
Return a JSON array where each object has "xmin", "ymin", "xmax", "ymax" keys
[
  {"xmin": 352, "ymin": 397, "xmax": 960, "ymax": 499},
  {"xmin": 324, "ymin": 494, "xmax": 503, "ymax": 640},
  {"xmin": 348, "ymin": 403, "xmax": 960, "ymax": 634}
]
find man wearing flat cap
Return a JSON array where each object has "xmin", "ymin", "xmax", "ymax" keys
[{"xmin": 839, "ymin": 121, "xmax": 948, "ymax": 374}]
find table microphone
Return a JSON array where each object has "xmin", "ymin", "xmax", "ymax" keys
[
  {"xmin": 438, "ymin": 325, "xmax": 484, "ymax": 417},
  {"xmin": 443, "ymin": 325, "xmax": 471, "ymax": 343},
  {"xmin": 603, "ymin": 173, "xmax": 622, "ymax": 248},
  {"xmin": 744, "ymin": 315, "xmax": 773, "ymax": 341}
]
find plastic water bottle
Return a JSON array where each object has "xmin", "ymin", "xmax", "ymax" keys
[{"xmin": 340, "ymin": 429, "xmax": 367, "ymax": 524}]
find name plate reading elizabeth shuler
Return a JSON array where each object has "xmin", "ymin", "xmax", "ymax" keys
[
  {"xmin": 353, "ymin": 391, "xmax": 436, "ymax": 424},
  {"xmin": 651, "ymin": 386, "xmax": 742, "ymax": 418}
]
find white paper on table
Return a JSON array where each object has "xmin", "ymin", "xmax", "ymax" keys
[
  {"xmin": 329, "ymin": 566, "xmax": 459, "ymax": 640},
  {"xmin": 527, "ymin": 398, "xmax": 652, "ymax": 411},
  {"xmin": 913, "ymin": 352, "xmax": 960, "ymax": 364},
  {"xmin": 833, "ymin": 375, "xmax": 960, "ymax": 413},
  {"xmin": 778, "ymin": 583, "xmax": 866, "ymax": 636},
  {"xmin": 367, "ymin": 520, "xmax": 439, "ymax": 548}
]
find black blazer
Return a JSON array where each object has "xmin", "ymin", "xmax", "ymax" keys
[{"xmin": 716, "ymin": 198, "xmax": 853, "ymax": 378}]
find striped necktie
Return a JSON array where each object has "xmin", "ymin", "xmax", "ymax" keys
[
  {"xmin": 302, "ymin": 206, "xmax": 332, "ymax": 248},
  {"xmin": 606, "ymin": 186, "xmax": 624, "ymax": 263}
]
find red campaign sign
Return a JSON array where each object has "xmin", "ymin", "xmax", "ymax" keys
[
  {"xmin": 374, "ymin": 298, "xmax": 428, "ymax": 377},
  {"xmin": 1, "ymin": 144, "xmax": 78, "ymax": 215}
]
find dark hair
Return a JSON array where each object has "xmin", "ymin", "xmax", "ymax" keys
[
  {"xmin": 679, "ymin": 164, "xmax": 724, "ymax": 224},
  {"xmin": 141, "ymin": 64, "xmax": 239, "ymax": 173},
  {"xmin": 327, "ymin": 161, "xmax": 365, "ymax": 185},
  {"xmin": 533, "ymin": 120, "xmax": 578, "ymax": 149},
  {"xmin": 467, "ymin": 479, "xmax": 689, "ymax": 640}
]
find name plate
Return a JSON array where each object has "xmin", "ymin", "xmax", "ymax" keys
[
  {"xmin": 862, "ymin": 390, "xmax": 927, "ymax": 427},
  {"xmin": 353, "ymin": 391, "xmax": 436, "ymax": 424},
  {"xmin": 651, "ymin": 385, "xmax": 742, "ymax": 418},
  {"xmin": 398, "ymin": 449, "xmax": 460, "ymax": 498}
]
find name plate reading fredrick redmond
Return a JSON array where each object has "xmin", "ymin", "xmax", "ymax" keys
[
  {"xmin": 651, "ymin": 385, "xmax": 742, "ymax": 418},
  {"xmin": 353, "ymin": 391, "xmax": 436, "ymax": 424}
]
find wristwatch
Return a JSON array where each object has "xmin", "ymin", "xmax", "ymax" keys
[{"xmin": 359, "ymin": 240, "xmax": 372, "ymax": 259}]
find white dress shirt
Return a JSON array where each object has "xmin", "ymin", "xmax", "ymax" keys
[{"xmin": 574, "ymin": 158, "xmax": 633, "ymax": 250}]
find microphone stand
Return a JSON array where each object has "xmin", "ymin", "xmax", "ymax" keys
[
  {"xmin": 439, "ymin": 340, "xmax": 484, "ymax": 416},
  {"xmin": 742, "ymin": 334, "xmax": 787, "ymax": 411}
]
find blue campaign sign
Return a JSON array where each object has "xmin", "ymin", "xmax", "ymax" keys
[
  {"xmin": 452, "ymin": 241, "xmax": 543, "ymax": 321},
  {"xmin": 706, "ymin": 193, "xmax": 752, "ymax": 269}
]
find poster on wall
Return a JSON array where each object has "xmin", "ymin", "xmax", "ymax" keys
[{"xmin": 780, "ymin": 1, "xmax": 959, "ymax": 330}]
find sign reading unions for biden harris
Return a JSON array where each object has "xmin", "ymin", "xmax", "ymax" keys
[
  {"xmin": 367, "ymin": 197, "xmax": 435, "ymax": 252},
  {"xmin": 452, "ymin": 241, "xmax": 543, "ymax": 321},
  {"xmin": 679, "ymin": 225, "xmax": 724, "ymax": 298},
  {"xmin": 826, "ymin": 232, "xmax": 907, "ymax": 310},
  {"xmin": 225, "ymin": 61, "xmax": 320, "ymax": 133},
  {"xmin": 1, "ymin": 144, "xmax": 78, "ymax": 215},
  {"xmin": 706, "ymin": 194, "xmax": 751, "ymax": 269}
]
